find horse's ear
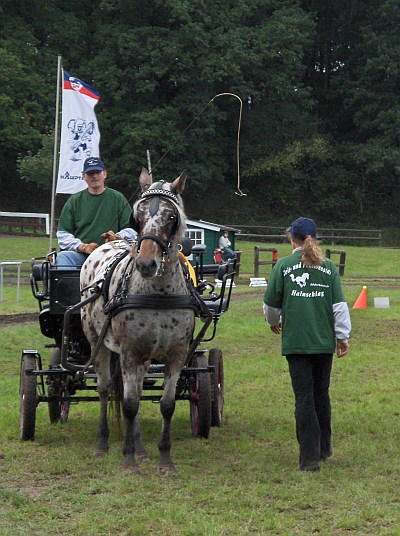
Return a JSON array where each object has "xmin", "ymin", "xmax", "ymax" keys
[
  {"xmin": 171, "ymin": 170, "xmax": 187, "ymax": 195},
  {"xmin": 139, "ymin": 168, "xmax": 152, "ymax": 192}
]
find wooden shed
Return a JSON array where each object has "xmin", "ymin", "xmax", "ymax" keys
[{"xmin": 185, "ymin": 220, "xmax": 241, "ymax": 264}]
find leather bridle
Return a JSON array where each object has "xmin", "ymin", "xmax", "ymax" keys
[{"xmin": 135, "ymin": 183, "xmax": 181, "ymax": 256}]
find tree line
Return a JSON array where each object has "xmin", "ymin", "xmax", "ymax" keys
[{"xmin": 1, "ymin": 0, "xmax": 399, "ymax": 228}]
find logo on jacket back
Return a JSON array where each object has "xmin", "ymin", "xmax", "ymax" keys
[{"xmin": 290, "ymin": 272, "xmax": 309, "ymax": 288}]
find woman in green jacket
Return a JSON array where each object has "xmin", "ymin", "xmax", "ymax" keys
[{"xmin": 263, "ymin": 217, "xmax": 351, "ymax": 471}]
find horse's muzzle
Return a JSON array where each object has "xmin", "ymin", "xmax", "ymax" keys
[{"xmin": 136, "ymin": 256, "xmax": 159, "ymax": 279}]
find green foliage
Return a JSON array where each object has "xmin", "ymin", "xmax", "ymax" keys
[
  {"xmin": 1, "ymin": 0, "xmax": 400, "ymax": 227},
  {"xmin": 17, "ymin": 132, "xmax": 55, "ymax": 188},
  {"xmin": 306, "ymin": 0, "xmax": 400, "ymax": 223},
  {"xmin": 0, "ymin": 47, "xmax": 43, "ymax": 153}
]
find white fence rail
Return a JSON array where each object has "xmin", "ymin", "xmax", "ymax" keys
[{"xmin": 0, "ymin": 211, "xmax": 50, "ymax": 235}]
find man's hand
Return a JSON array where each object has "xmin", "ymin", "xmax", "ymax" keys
[
  {"xmin": 102, "ymin": 230, "xmax": 120, "ymax": 242},
  {"xmin": 337, "ymin": 340, "xmax": 349, "ymax": 358},
  {"xmin": 78, "ymin": 242, "xmax": 99, "ymax": 255}
]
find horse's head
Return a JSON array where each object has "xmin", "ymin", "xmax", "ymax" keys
[{"xmin": 132, "ymin": 168, "xmax": 187, "ymax": 279}]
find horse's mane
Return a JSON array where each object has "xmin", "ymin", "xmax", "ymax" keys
[{"xmin": 174, "ymin": 204, "xmax": 187, "ymax": 242}]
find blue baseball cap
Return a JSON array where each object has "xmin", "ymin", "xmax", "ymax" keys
[
  {"xmin": 287, "ymin": 217, "xmax": 317, "ymax": 240},
  {"xmin": 82, "ymin": 157, "xmax": 105, "ymax": 174}
]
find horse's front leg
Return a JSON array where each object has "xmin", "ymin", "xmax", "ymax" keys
[
  {"xmin": 133, "ymin": 410, "xmax": 149, "ymax": 460},
  {"xmin": 121, "ymin": 362, "xmax": 147, "ymax": 471},
  {"xmin": 158, "ymin": 363, "xmax": 182, "ymax": 475},
  {"xmin": 94, "ymin": 346, "xmax": 112, "ymax": 457}
]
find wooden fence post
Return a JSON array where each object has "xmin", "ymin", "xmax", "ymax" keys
[
  {"xmin": 325, "ymin": 249, "xmax": 346, "ymax": 276},
  {"xmin": 254, "ymin": 247, "xmax": 278, "ymax": 277},
  {"xmin": 254, "ymin": 247, "xmax": 260, "ymax": 277}
]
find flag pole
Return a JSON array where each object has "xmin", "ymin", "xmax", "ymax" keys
[{"xmin": 49, "ymin": 54, "xmax": 62, "ymax": 251}]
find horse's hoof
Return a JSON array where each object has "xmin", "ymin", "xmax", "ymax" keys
[
  {"xmin": 93, "ymin": 449, "xmax": 107, "ymax": 458},
  {"xmin": 158, "ymin": 464, "xmax": 176, "ymax": 476},
  {"xmin": 136, "ymin": 450, "xmax": 150, "ymax": 461},
  {"xmin": 122, "ymin": 453, "xmax": 140, "ymax": 472},
  {"xmin": 122, "ymin": 460, "xmax": 140, "ymax": 474}
]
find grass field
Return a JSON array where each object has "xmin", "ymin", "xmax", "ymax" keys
[{"xmin": 0, "ymin": 236, "xmax": 399, "ymax": 535}]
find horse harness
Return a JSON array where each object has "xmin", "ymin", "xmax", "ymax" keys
[
  {"xmin": 101, "ymin": 252, "xmax": 204, "ymax": 319},
  {"xmin": 101, "ymin": 182, "xmax": 205, "ymax": 317},
  {"xmin": 77, "ymin": 183, "xmax": 213, "ymax": 370}
]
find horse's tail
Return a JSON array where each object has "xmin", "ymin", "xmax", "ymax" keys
[{"xmin": 109, "ymin": 351, "xmax": 123, "ymax": 437}]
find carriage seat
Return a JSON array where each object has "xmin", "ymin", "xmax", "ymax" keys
[
  {"xmin": 203, "ymin": 297, "xmax": 229, "ymax": 316},
  {"xmin": 31, "ymin": 258, "xmax": 81, "ymax": 309},
  {"xmin": 49, "ymin": 269, "xmax": 81, "ymax": 314},
  {"xmin": 200, "ymin": 260, "xmax": 235, "ymax": 317},
  {"xmin": 30, "ymin": 260, "xmax": 52, "ymax": 302},
  {"xmin": 201, "ymin": 264, "xmax": 222, "ymax": 275}
]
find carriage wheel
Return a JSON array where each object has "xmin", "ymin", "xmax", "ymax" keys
[
  {"xmin": 190, "ymin": 355, "xmax": 211, "ymax": 439},
  {"xmin": 59, "ymin": 388, "xmax": 70, "ymax": 424},
  {"xmin": 48, "ymin": 347, "xmax": 70, "ymax": 424},
  {"xmin": 20, "ymin": 354, "xmax": 38, "ymax": 441},
  {"xmin": 49, "ymin": 385, "xmax": 70, "ymax": 424},
  {"xmin": 209, "ymin": 348, "xmax": 224, "ymax": 427}
]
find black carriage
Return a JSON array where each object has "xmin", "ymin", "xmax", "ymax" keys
[{"xmin": 20, "ymin": 244, "xmax": 236, "ymax": 442}]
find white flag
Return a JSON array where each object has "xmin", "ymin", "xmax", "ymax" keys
[{"xmin": 56, "ymin": 70, "xmax": 101, "ymax": 194}]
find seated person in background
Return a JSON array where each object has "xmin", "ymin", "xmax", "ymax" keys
[
  {"xmin": 218, "ymin": 230, "xmax": 235, "ymax": 261},
  {"xmin": 56, "ymin": 157, "xmax": 137, "ymax": 268}
]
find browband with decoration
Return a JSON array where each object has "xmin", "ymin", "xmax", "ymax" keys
[{"xmin": 140, "ymin": 188, "xmax": 179, "ymax": 204}]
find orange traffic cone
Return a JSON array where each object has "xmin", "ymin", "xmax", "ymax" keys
[{"xmin": 353, "ymin": 286, "xmax": 367, "ymax": 309}]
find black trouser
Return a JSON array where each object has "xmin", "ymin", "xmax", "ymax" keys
[{"xmin": 286, "ymin": 354, "xmax": 333, "ymax": 468}]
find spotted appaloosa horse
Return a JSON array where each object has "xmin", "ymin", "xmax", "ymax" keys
[{"xmin": 80, "ymin": 168, "xmax": 196, "ymax": 473}]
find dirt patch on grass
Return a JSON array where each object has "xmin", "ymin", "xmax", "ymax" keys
[{"xmin": 0, "ymin": 313, "xmax": 37, "ymax": 326}]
